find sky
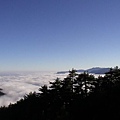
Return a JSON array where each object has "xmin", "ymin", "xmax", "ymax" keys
[{"xmin": 0, "ymin": 0, "xmax": 120, "ymax": 71}]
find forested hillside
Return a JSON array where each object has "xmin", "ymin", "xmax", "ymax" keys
[{"xmin": 0, "ymin": 66, "xmax": 120, "ymax": 120}]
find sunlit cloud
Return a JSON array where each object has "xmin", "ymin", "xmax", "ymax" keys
[
  {"xmin": 0, "ymin": 71, "xmax": 102, "ymax": 107},
  {"xmin": 0, "ymin": 71, "xmax": 67, "ymax": 106}
]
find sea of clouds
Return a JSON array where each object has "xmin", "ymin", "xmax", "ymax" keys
[
  {"xmin": 0, "ymin": 71, "xmax": 68, "ymax": 107},
  {"xmin": 0, "ymin": 71, "xmax": 103, "ymax": 107}
]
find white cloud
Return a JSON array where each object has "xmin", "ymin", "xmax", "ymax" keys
[
  {"xmin": 0, "ymin": 71, "xmax": 102, "ymax": 107},
  {"xmin": 0, "ymin": 71, "xmax": 67, "ymax": 107}
]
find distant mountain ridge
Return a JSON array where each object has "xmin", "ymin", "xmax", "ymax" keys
[{"xmin": 57, "ymin": 67, "xmax": 110, "ymax": 74}]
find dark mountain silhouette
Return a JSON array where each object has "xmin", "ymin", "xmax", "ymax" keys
[
  {"xmin": 56, "ymin": 71, "xmax": 69, "ymax": 74},
  {"xmin": 57, "ymin": 67, "xmax": 110, "ymax": 74},
  {"xmin": 85, "ymin": 67, "xmax": 110, "ymax": 74}
]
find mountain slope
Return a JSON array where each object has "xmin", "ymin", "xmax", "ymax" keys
[{"xmin": 57, "ymin": 67, "xmax": 110, "ymax": 74}]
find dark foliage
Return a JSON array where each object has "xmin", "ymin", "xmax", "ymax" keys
[
  {"xmin": 0, "ymin": 88, "xmax": 5, "ymax": 96},
  {"xmin": 1, "ymin": 66, "xmax": 120, "ymax": 120}
]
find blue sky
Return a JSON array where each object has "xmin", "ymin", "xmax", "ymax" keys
[{"xmin": 0, "ymin": 0, "xmax": 120, "ymax": 71}]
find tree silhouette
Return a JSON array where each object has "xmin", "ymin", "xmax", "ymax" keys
[
  {"xmin": 75, "ymin": 72, "xmax": 95, "ymax": 97},
  {"xmin": 1, "ymin": 67, "xmax": 120, "ymax": 120}
]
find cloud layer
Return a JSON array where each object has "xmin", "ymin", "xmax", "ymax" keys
[
  {"xmin": 0, "ymin": 71, "xmax": 68, "ymax": 107},
  {"xmin": 0, "ymin": 71, "xmax": 103, "ymax": 107}
]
